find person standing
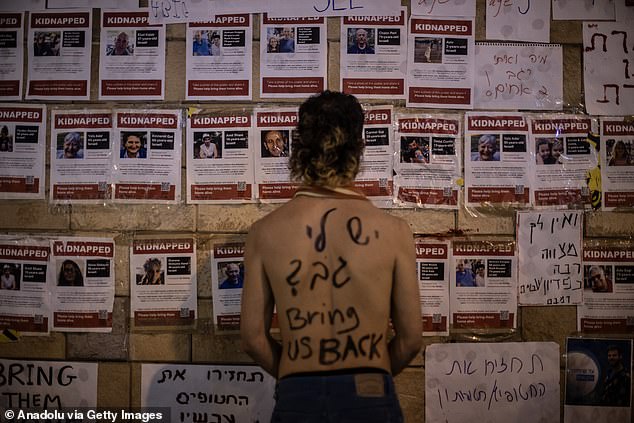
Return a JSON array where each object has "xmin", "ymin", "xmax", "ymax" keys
[{"xmin": 241, "ymin": 90, "xmax": 421, "ymax": 422}]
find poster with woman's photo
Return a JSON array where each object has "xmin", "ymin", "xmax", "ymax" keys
[
  {"xmin": 450, "ymin": 240, "xmax": 517, "ymax": 330},
  {"xmin": 464, "ymin": 112, "xmax": 531, "ymax": 208},
  {"xmin": 0, "ymin": 236, "xmax": 50, "ymax": 335},
  {"xmin": 0, "ymin": 103, "xmax": 46, "ymax": 199},
  {"xmin": 186, "ymin": 110, "xmax": 254, "ymax": 203},
  {"xmin": 130, "ymin": 238, "xmax": 196, "ymax": 328},
  {"xmin": 259, "ymin": 15, "xmax": 326, "ymax": 98},
  {"xmin": 394, "ymin": 113, "xmax": 461, "ymax": 209},
  {"xmin": 565, "ymin": 338, "xmax": 632, "ymax": 423},
  {"xmin": 529, "ymin": 115, "xmax": 598, "ymax": 208},
  {"xmin": 26, "ymin": 10, "xmax": 92, "ymax": 100},
  {"xmin": 340, "ymin": 9, "xmax": 407, "ymax": 99},
  {"xmin": 577, "ymin": 242, "xmax": 634, "ymax": 334},
  {"xmin": 211, "ymin": 242, "xmax": 245, "ymax": 332},
  {"xmin": 254, "ymin": 107, "xmax": 299, "ymax": 202},
  {"xmin": 99, "ymin": 9, "xmax": 165, "ymax": 100},
  {"xmin": 49, "ymin": 237, "xmax": 115, "ymax": 332},
  {"xmin": 112, "ymin": 109, "xmax": 181, "ymax": 203},
  {"xmin": 50, "ymin": 109, "xmax": 114, "ymax": 203},
  {"xmin": 600, "ymin": 117, "xmax": 634, "ymax": 210},
  {"xmin": 186, "ymin": 15, "xmax": 252, "ymax": 101},
  {"xmin": 0, "ymin": 12, "xmax": 24, "ymax": 101}
]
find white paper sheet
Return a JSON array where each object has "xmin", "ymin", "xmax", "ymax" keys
[
  {"xmin": 463, "ymin": 112, "xmax": 530, "ymax": 207},
  {"xmin": 49, "ymin": 109, "xmax": 114, "ymax": 204},
  {"xmin": 416, "ymin": 238, "xmax": 450, "ymax": 336},
  {"xmin": 485, "ymin": 0, "xmax": 550, "ymax": 42},
  {"xmin": 186, "ymin": 14, "xmax": 253, "ymax": 101},
  {"xmin": 0, "ymin": 12, "xmax": 24, "ymax": 101},
  {"xmin": 266, "ymin": 0, "xmax": 400, "ymax": 18},
  {"xmin": 26, "ymin": 10, "xmax": 92, "ymax": 100},
  {"xmin": 600, "ymin": 117, "xmax": 634, "ymax": 210},
  {"xmin": 186, "ymin": 110, "xmax": 255, "ymax": 203},
  {"xmin": 340, "ymin": 9, "xmax": 407, "ymax": 99},
  {"xmin": 112, "ymin": 108, "xmax": 182, "ymax": 203},
  {"xmin": 211, "ymin": 242, "xmax": 244, "ymax": 331},
  {"xmin": 411, "ymin": 0, "xmax": 475, "ymax": 17},
  {"xmin": 259, "ymin": 15, "xmax": 327, "ymax": 99},
  {"xmin": 0, "ymin": 103, "xmax": 46, "ymax": 199},
  {"xmin": 578, "ymin": 242, "xmax": 634, "ymax": 333},
  {"xmin": 426, "ymin": 342, "xmax": 560, "ymax": 423},
  {"xmin": 450, "ymin": 240, "xmax": 518, "ymax": 329},
  {"xmin": 406, "ymin": 16, "xmax": 475, "ymax": 109},
  {"xmin": 142, "ymin": 363, "xmax": 275, "ymax": 423},
  {"xmin": 474, "ymin": 42, "xmax": 563, "ymax": 110},
  {"xmin": 528, "ymin": 115, "xmax": 598, "ymax": 208},
  {"xmin": 517, "ymin": 210, "xmax": 583, "ymax": 306},
  {"xmin": 552, "ymin": 0, "xmax": 615, "ymax": 20},
  {"xmin": 0, "ymin": 236, "xmax": 50, "ymax": 335},
  {"xmin": 583, "ymin": 21, "xmax": 634, "ymax": 116},
  {"xmin": 130, "ymin": 238, "xmax": 197, "ymax": 327},
  {"xmin": 99, "ymin": 9, "xmax": 166, "ymax": 100},
  {"xmin": 356, "ymin": 105, "xmax": 394, "ymax": 207},
  {"xmin": 50, "ymin": 237, "xmax": 115, "ymax": 332},
  {"xmin": 253, "ymin": 106, "xmax": 299, "ymax": 202},
  {"xmin": 394, "ymin": 113, "xmax": 461, "ymax": 208}
]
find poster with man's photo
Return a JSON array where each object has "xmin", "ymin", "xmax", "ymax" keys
[
  {"xmin": 26, "ymin": 10, "xmax": 92, "ymax": 100},
  {"xmin": 0, "ymin": 12, "xmax": 24, "ymax": 101},
  {"xmin": 254, "ymin": 107, "xmax": 300, "ymax": 202},
  {"xmin": 186, "ymin": 14, "xmax": 252, "ymax": 101},
  {"xmin": 259, "ymin": 15, "xmax": 327, "ymax": 98},
  {"xmin": 600, "ymin": 117, "xmax": 634, "ymax": 210},
  {"xmin": 464, "ymin": 112, "xmax": 531, "ymax": 208},
  {"xmin": 0, "ymin": 236, "xmax": 50, "ymax": 335},
  {"xmin": 529, "ymin": 115, "xmax": 598, "ymax": 208},
  {"xmin": 0, "ymin": 103, "xmax": 46, "ymax": 199},
  {"xmin": 112, "ymin": 109, "xmax": 182, "ymax": 203},
  {"xmin": 577, "ymin": 242, "xmax": 634, "ymax": 334},
  {"xmin": 186, "ymin": 110, "xmax": 254, "ymax": 203},
  {"xmin": 130, "ymin": 238, "xmax": 196, "ymax": 328},
  {"xmin": 394, "ymin": 113, "xmax": 461, "ymax": 209},
  {"xmin": 99, "ymin": 9, "xmax": 165, "ymax": 100},
  {"xmin": 565, "ymin": 338, "xmax": 632, "ymax": 423},
  {"xmin": 340, "ymin": 9, "xmax": 407, "ymax": 99},
  {"xmin": 49, "ymin": 237, "xmax": 115, "ymax": 332},
  {"xmin": 50, "ymin": 109, "xmax": 114, "ymax": 203},
  {"xmin": 211, "ymin": 242, "xmax": 245, "ymax": 332}
]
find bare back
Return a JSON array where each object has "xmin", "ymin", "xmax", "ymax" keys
[{"xmin": 244, "ymin": 191, "xmax": 418, "ymax": 378}]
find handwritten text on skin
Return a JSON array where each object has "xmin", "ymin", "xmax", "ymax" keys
[{"xmin": 283, "ymin": 208, "xmax": 383, "ymax": 365}]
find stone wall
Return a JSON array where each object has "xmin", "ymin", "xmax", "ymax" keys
[{"xmin": 1, "ymin": 1, "xmax": 633, "ymax": 421}]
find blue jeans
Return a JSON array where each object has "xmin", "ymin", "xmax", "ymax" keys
[{"xmin": 271, "ymin": 371, "xmax": 404, "ymax": 423}]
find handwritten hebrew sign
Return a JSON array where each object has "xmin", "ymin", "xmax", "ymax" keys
[
  {"xmin": 148, "ymin": 0, "xmax": 211, "ymax": 24},
  {"xmin": 552, "ymin": 0, "xmax": 615, "ymax": 20},
  {"xmin": 47, "ymin": 0, "xmax": 138, "ymax": 8},
  {"xmin": 583, "ymin": 21, "xmax": 634, "ymax": 115},
  {"xmin": 411, "ymin": 0, "xmax": 476, "ymax": 17},
  {"xmin": 517, "ymin": 211, "xmax": 583, "ymax": 305},
  {"xmin": 0, "ymin": 359, "xmax": 97, "ymax": 410},
  {"xmin": 425, "ymin": 342, "xmax": 560, "ymax": 423},
  {"xmin": 141, "ymin": 363, "xmax": 275, "ymax": 423},
  {"xmin": 266, "ymin": 0, "xmax": 401, "ymax": 18},
  {"xmin": 485, "ymin": 0, "xmax": 550, "ymax": 42},
  {"xmin": 474, "ymin": 43, "xmax": 563, "ymax": 110}
]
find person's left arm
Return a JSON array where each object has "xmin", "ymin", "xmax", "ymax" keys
[{"xmin": 240, "ymin": 224, "xmax": 281, "ymax": 378}]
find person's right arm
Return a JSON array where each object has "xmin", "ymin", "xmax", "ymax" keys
[
  {"xmin": 388, "ymin": 220, "xmax": 422, "ymax": 376},
  {"xmin": 240, "ymin": 223, "xmax": 281, "ymax": 378}
]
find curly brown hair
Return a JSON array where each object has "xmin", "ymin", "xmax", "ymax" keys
[{"xmin": 289, "ymin": 91, "xmax": 365, "ymax": 187}]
